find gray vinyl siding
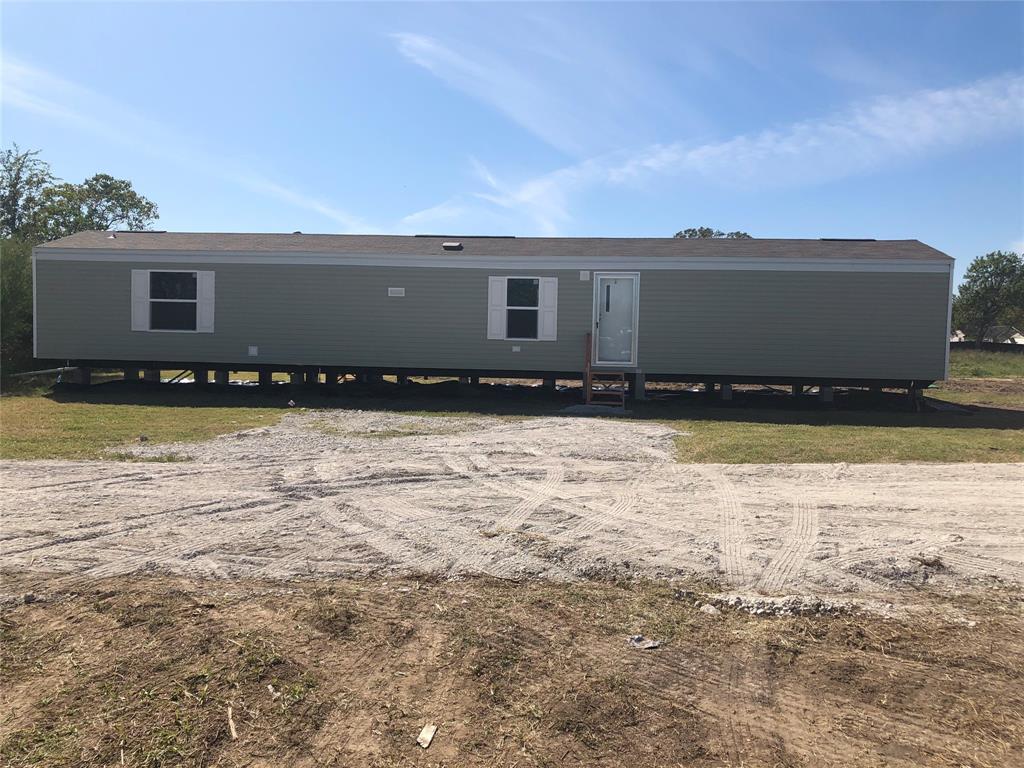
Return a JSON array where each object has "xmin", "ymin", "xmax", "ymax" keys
[{"xmin": 34, "ymin": 258, "xmax": 949, "ymax": 381}]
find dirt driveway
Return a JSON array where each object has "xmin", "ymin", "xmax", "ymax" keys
[{"xmin": 3, "ymin": 410, "xmax": 1022, "ymax": 596}]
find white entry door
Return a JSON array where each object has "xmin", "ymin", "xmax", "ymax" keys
[{"xmin": 593, "ymin": 273, "xmax": 639, "ymax": 365}]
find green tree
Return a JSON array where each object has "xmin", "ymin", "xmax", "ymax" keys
[
  {"xmin": 952, "ymin": 251, "xmax": 1024, "ymax": 348},
  {"xmin": 0, "ymin": 146, "xmax": 159, "ymax": 377},
  {"xmin": 1, "ymin": 238, "xmax": 35, "ymax": 375},
  {"xmin": 674, "ymin": 227, "xmax": 752, "ymax": 239},
  {"xmin": 31, "ymin": 173, "xmax": 158, "ymax": 242},
  {"xmin": 0, "ymin": 145, "xmax": 54, "ymax": 239}
]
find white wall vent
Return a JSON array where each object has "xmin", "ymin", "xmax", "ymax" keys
[{"xmin": 388, "ymin": 287, "xmax": 405, "ymax": 297}]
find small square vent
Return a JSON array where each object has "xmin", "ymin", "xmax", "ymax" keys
[
  {"xmin": 388, "ymin": 287, "xmax": 405, "ymax": 297},
  {"xmin": 442, "ymin": 241, "xmax": 463, "ymax": 251}
]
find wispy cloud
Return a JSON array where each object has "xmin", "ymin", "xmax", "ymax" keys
[
  {"xmin": 391, "ymin": 26, "xmax": 692, "ymax": 157},
  {"xmin": 2, "ymin": 54, "xmax": 373, "ymax": 232},
  {"xmin": 607, "ymin": 72, "xmax": 1024, "ymax": 187},
  {"xmin": 392, "ymin": 31, "xmax": 580, "ymax": 154},
  {"xmin": 444, "ymin": 72, "xmax": 1024, "ymax": 234},
  {"xmin": 398, "ymin": 199, "xmax": 469, "ymax": 230}
]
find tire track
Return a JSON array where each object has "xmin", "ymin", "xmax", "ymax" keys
[
  {"xmin": 757, "ymin": 495, "xmax": 820, "ymax": 593},
  {"xmin": 491, "ymin": 464, "xmax": 565, "ymax": 531},
  {"xmin": 695, "ymin": 467, "xmax": 752, "ymax": 587}
]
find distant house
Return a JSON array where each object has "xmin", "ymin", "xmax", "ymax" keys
[
  {"xmin": 950, "ymin": 329, "xmax": 966, "ymax": 343},
  {"xmin": 984, "ymin": 326, "xmax": 1024, "ymax": 344}
]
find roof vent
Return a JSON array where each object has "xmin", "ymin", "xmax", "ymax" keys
[
  {"xmin": 442, "ymin": 241, "xmax": 463, "ymax": 251},
  {"xmin": 292, "ymin": 231, "xmax": 302, "ymax": 234},
  {"xmin": 107, "ymin": 232, "xmax": 116, "ymax": 239}
]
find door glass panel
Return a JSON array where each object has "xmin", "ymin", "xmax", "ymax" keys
[{"xmin": 596, "ymin": 276, "xmax": 635, "ymax": 363}]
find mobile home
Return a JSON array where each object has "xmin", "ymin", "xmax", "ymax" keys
[{"xmin": 33, "ymin": 232, "xmax": 953, "ymax": 395}]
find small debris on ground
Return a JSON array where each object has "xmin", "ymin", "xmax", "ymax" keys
[
  {"xmin": 227, "ymin": 705, "xmax": 238, "ymax": 740},
  {"xmin": 627, "ymin": 634, "xmax": 662, "ymax": 650},
  {"xmin": 138, "ymin": 434, "xmax": 149, "ymax": 443},
  {"xmin": 911, "ymin": 554, "xmax": 945, "ymax": 569},
  {"xmin": 287, "ymin": 400, "xmax": 297, "ymax": 407},
  {"xmin": 709, "ymin": 595, "xmax": 853, "ymax": 617},
  {"xmin": 416, "ymin": 724, "xmax": 437, "ymax": 748},
  {"xmin": 699, "ymin": 603, "xmax": 721, "ymax": 616}
]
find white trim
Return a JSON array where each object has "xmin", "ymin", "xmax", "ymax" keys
[
  {"xmin": 592, "ymin": 271, "xmax": 640, "ymax": 367},
  {"xmin": 31, "ymin": 247, "xmax": 38, "ymax": 358},
  {"xmin": 486, "ymin": 276, "xmax": 506, "ymax": 340},
  {"xmin": 537, "ymin": 277, "xmax": 558, "ymax": 341},
  {"xmin": 196, "ymin": 270, "xmax": 215, "ymax": 333},
  {"xmin": 34, "ymin": 248, "xmax": 952, "ymax": 273},
  {"xmin": 944, "ymin": 261, "xmax": 954, "ymax": 380}
]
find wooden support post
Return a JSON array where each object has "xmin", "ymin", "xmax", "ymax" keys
[
  {"xmin": 469, "ymin": 376, "xmax": 479, "ymax": 385},
  {"xmin": 704, "ymin": 382, "xmax": 716, "ymax": 396},
  {"xmin": 124, "ymin": 367, "xmax": 140, "ymax": 382},
  {"xmin": 143, "ymin": 369, "xmax": 160, "ymax": 383},
  {"xmin": 542, "ymin": 377, "xmax": 556, "ymax": 391},
  {"xmin": 791, "ymin": 384, "xmax": 802, "ymax": 397},
  {"xmin": 193, "ymin": 369, "xmax": 208, "ymax": 386},
  {"xmin": 323, "ymin": 368, "xmax": 338, "ymax": 393},
  {"xmin": 819, "ymin": 385, "xmax": 834, "ymax": 403},
  {"xmin": 258, "ymin": 370, "xmax": 273, "ymax": 389},
  {"xmin": 304, "ymin": 367, "xmax": 319, "ymax": 386},
  {"xmin": 75, "ymin": 367, "xmax": 92, "ymax": 386},
  {"xmin": 721, "ymin": 383, "xmax": 733, "ymax": 401},
  {"xmin": 289, "ymin": 370, "xmax": 303, "ymax": 386},
  {"xmin": 214, "ymin": 370, "xmax": 229, "ymax": 386},
  {"xmin": 397, "ymin": 374, "xmax": 409, "ymax": 386},
  {"xmin": 459, "ymin": 376, "xmax": 471, "ymax": 385}
]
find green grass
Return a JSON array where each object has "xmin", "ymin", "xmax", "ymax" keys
[
  {"xmin": 1, "ymin": 364, "xmax": 1022, "ymax": 463},
  {"xmin": 0, "ymin": 390, "xmax": 281, "ymax": 460},
  {"xmin": 667, "ymin": 416, "xmax": 1023, "ymax": 463},
  {"xmin": 948, "ymin": 349, "xmax": 1024, "ymax": 378}
]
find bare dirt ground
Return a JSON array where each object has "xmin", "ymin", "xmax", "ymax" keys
[
  {"xmin": 2, "ymin": 410, "xmax": 1022, "ymax": 597},
  {"xmin": 2, "ymin": 572, "xmax": 1023, "ymax": 768},
  {"xmin": 3, "ymin": 410, "xmax": 1024, "ymax": 766}
]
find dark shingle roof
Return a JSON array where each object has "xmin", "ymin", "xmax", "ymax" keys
[{"xmin": 36, "ymin": 231, "xmax": 953, "ymax": 262}]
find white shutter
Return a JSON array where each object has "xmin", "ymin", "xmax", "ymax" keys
[
  {"xmin": 131, "ymin": 270, "xmax": 149, "ymax": 331},
  {"xmin": 486, "ymin": 276, "xmax": 506, "ymax": 340},
  {"xmin": 538, "ymin": 277, "xmax": 558, "ymax": 341},
  {"xmin": 196, "ymin": 271, "xmax": 215, "ymax": 333}
]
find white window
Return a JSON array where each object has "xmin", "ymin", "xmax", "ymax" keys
[
  {"xmin": 487, "ymin": 276, "xmax": 557, "ymax": 341},
  {"xmin": 131, "ymin": 270, "xmax": 215, "ymax": 332}
]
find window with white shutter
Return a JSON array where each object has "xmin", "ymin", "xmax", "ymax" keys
[
  {"xmin": 131, "ymin": 270, "xmax": 215, "ymax": 333},
  {"xmin": 486, "ymin": 276, "xmax": 557, "ymax": 341}
]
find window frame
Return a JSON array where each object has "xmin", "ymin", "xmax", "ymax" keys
[
  {"xmin": 503, "ymin": 277, "xmax": 541, "ymax": 341},
  {"xmin": 148, "ymin": 271, "xmax": 199, "ymax": 332}
]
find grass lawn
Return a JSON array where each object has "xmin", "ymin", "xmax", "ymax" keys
[
  {"xmin": 665, "ymin": 411, "xmax": 1024, "ymax": 463},
  {"xmin": 1, "ymin": 349, "xmax": 1022, "ymax": 463},
  {"xmin": 948, "ymin": 348, "xmax": 1024, "ymax": 378},
  {"xmin": 0, "ymin": 386, "xmax": 281, "ymax": 460}
]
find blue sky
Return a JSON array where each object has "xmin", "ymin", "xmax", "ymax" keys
[{"xmin": 2, "ymin": 1, "xmax": 1022, "ymax": 281}]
